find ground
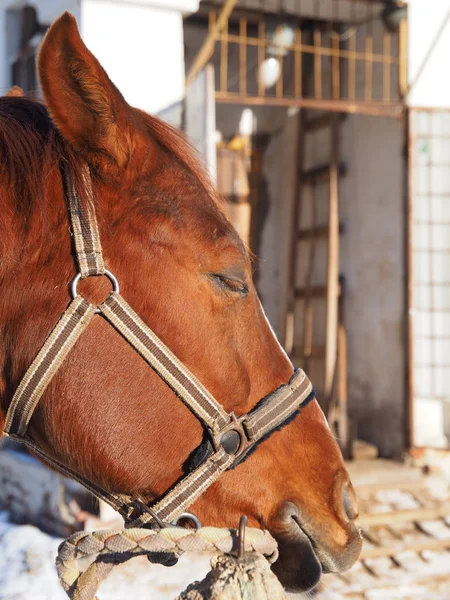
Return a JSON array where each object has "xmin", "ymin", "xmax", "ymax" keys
[
  {"xmin": 314, "ymin": 457, "xmax": 450, "ymax": 600},
  {"xmin": 1, "ymin": 458, "xmax": 449, "ymax": 600}
]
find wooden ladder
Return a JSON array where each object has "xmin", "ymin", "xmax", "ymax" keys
[{"xmin": 284, "ymin": 110, "xmax": 349, "ymax": 451}]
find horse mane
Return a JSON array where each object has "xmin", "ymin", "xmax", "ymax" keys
[
  {"xmin": 0, "ymin": 95, "xmax": 231, "ymax": 270},
  {"xmin": 0, "ymin": 97, "xmax": 65, "ymax": 210},
  {"xmin": 0, "ymin": 95, "xmax": 221, "ymax": 213},
  {"xmin": 137, "ymin": 110, "xmax": 222, "ymax": 208}
]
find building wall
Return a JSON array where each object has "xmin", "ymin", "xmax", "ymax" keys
[
  {"xmin": 407, "ymin": 0, "xmax": 450, "ymax": 109},
  {"xmin": 257, "ymin": 108, "xmax": 300, "ymax": 337},
  {"xmin": 256, "ymin": 109, "xmax": 405, "ymax": 457},
  {"xmin": 0, "ymin": 3, "xmax": 7, "ymax": 93},
  {"xmin": 81, "ymin": 0, "xmax": 189, "ymax": 115},
  {"xmin": 407, "ymin": 0, "xmax": 450, "ymax": 448},
  {"xmin": 340, "ymin": 115, "xmax": 405, "ymax": 457},
  {"xmin": 0, "ymin": 0, "xmax": 198, "ymax": 115},
  {"xmin": 0, "ymin": 0, "xmax": 81, "ymax": 94}
]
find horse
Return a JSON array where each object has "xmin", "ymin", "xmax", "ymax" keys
[{"xmin": 0, "ymin": 12, "xmax": 362, "ymax": 593}]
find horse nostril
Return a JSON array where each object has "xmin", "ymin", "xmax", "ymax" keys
[{"xmin": 341, "ymin": 483, "xmax": 359, "ymax": 521}]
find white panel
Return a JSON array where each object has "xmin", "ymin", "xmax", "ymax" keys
[
  {"xmin": 116, "ymin": 0, "xmax": 199, "ymax": 13},
  {"xmin": 411, "ymin": 109, "xmax": 450, "ymax": 448},
  {"xmin": 414, "ymin": 251, "xmax": 430, "ymax": 283},
  {"xmin": 412, "ymin": 310, "xmax": 431, "ymax": 337},
  {"xmin": 185, "ymin": 66, "xmax": 217, "ymax": 181},
  {"xmin": 414, "ymin": 398, "xmax": 447, "ymax": 447},
  {"xmin": 430, "ymin": 196, "xmax": 450, "ymax": 222},
  {"xmin": 414, "ymin": 284, "xmax": 431, "ymax": 310},
  {"xmin": 434, "ymin": 286, "xmax": 450, "ymax": 310},
  {"xmin": 82, "ymin": 0, "xmax": 185, "ymax": 114},
  {"xmin": 432, "ymin": 254, "xmax": 450, "ymax": 283},
  {"xmin": 414, "ymin": 367, "xmax": 433, "ymax": 398},
  {"xmin": 432, "ymin": 311, "xmax": 450, "ymax": 332},
  {"xmin": 414, "ymin": 338, "xmax": 432, "ymax": 364},
  {"xmin": 408, "ymin": 0, "xmax": 450, "ymax": 108},
  {"xmin": 430, "ymin": 225, "xmax": 450, "ymax": 250}
]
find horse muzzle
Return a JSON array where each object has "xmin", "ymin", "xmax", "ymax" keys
[{"xmin": 269, "ymin": 477, "xmax": 363, "ymax": 593}]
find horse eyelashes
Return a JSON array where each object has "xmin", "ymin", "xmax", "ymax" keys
[{"xmin": 211, "ymin": 274, "xmax": 249, "ymax": 296}]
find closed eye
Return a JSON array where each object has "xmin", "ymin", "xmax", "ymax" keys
[{"xmin": 210, "ymin": 273, "xmax": 249, "ymax": 296}]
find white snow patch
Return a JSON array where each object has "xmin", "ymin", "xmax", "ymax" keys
[
  {"xmin": 0, "ymin": 517, "xmax": 212, "ymax": 600},
  {"xmin": 0, "ymin": 520, "xmax": 65, "ymax": 600}
]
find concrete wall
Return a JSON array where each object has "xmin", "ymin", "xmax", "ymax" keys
[
  {"xmin": 0, "ymin": 2, "xmax": 7, "ymax": 93},
  {"xmin": 257, "ymin": 108, "xmax": 300, "ymax": 338},
  {"xmin": 81, "ymin": 0, "xmax": 192, "ymax": 115},
  {"xmin": 340, "ymin": 115, "xmax": 405, "ymax": 457},
  {"xmin": 256, "ymin": 110, "xmax": 405, "ymax": 457},
  {"xmin": 255, "ymin": 110, "xmax": 405, "ymax": 457}
]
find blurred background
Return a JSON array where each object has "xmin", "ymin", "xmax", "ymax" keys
[{"xmin": 1, "ymin": 1, "xmax": 450, "ymax": 599}]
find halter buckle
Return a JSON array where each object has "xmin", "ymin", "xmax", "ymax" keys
[{"xmin": 212, "ymin": 413, "xmax": 254, "ymax": 460}]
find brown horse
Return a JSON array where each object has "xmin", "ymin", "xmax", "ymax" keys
[{"xmin": 0, "ymin": 13, "xmax": 361, "ymax": 593}]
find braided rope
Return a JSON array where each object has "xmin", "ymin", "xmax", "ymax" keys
[{"xmin": 56, "ymin": 526, "xmax": 279, "ymax": 600}]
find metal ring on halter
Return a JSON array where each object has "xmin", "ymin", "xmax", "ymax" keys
[
  {"xmin": 70, "ymin": 269, "xmax": 120, "ymax": 299},
  {"xmin": 171, "ymin": 512, "xmax": 202, "ymax": 530}
]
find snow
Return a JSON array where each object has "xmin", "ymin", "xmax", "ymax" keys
[
  {"xmin": 0, "ymin": 514, "xmax": 65, "ymax": 600},
  {"xmin": 0, "ymin": 512, "xmax": 212, "ymax": 600},
  {"xmin": 2, "ymin": 509, "xmax": 449, "ymax": 600}
]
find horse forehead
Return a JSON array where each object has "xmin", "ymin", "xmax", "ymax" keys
[{"xmin": 130, "ymin": 192, "xmax": 242, "ymax": 251}]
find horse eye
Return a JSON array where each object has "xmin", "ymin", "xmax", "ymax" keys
[{"xmin": 211, "ymin": 274, "xmax": 249, "ymax": 296}]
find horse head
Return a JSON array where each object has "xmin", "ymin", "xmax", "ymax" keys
[{"xmin": 0, "ymin": 13, "xmax": 361, "ymax": 592}]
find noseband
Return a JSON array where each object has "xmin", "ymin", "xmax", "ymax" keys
[{"xmin": 2, "ymin": 166, "xmax": 315, "ymax": 529}]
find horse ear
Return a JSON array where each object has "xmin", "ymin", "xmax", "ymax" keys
[
  {"xmin": 5, "ymin": 86, "xmax": 25, "ymax": 97},
  {"xmin": 38, "ymin": 12, "xmax": 133, "ymax": 170}
]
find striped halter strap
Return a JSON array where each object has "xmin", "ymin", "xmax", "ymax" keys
[{"xmin": 3, "ymin": 165, "xmax": 315, "ymax": 529}]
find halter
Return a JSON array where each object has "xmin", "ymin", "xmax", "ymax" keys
[{"xmin": 2, "ymin": 165, "xmax": 315, "ymax": 529}]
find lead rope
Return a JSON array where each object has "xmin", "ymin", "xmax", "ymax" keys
[{"xmin": 56, "ymin": 522, "xmax": 284, "ymax": 600}]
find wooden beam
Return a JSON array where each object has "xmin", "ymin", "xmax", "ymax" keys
[
  {"xmin": 305, "ymin": 112, "xmax": 346, "ymax": 133},
  {"xmin": 292, "ymin": 346, "xmax": 325, "ymax": 360},
  {"xmin": 295, "ymin": 285, "xmax": 327, "ymax": 299},
  {"xmin": 358, "ymin": 503, "xmax": 450, "ymax": 528},
  {"xmin": 295, "ymin": 284, "xmax": 342, "ymax": 299},
  {"xmin": 337, "ymin": 323, "xmax": 349, "ymax": 453},
  {"xmin": 215, "ymin": 93, "xmax": 404, "ymax": 119},
  {"xmin": 302, "ymin": 164, "xmax": 347, "ymax": 185},
  {"xmin": 355, "ymin": 478, "xmax": 433, "ymax": 494},
  {"xmin": 186, "ymin": 0, "xmax": 238, "ymax": 87},
  {"xmin": 298, "ymin": 224, "xmax": 344, "ymax": 240},
  {"xmin": 361, "ymin": 537, "xmax": 450, "ymax": 560},
  {"xmin": 323, "ymin": 114, "xmax": 340, "ymax": 415},
  {"xmin": 283, "ymin": 112, "xmax": 303, "ymax": 354}
]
